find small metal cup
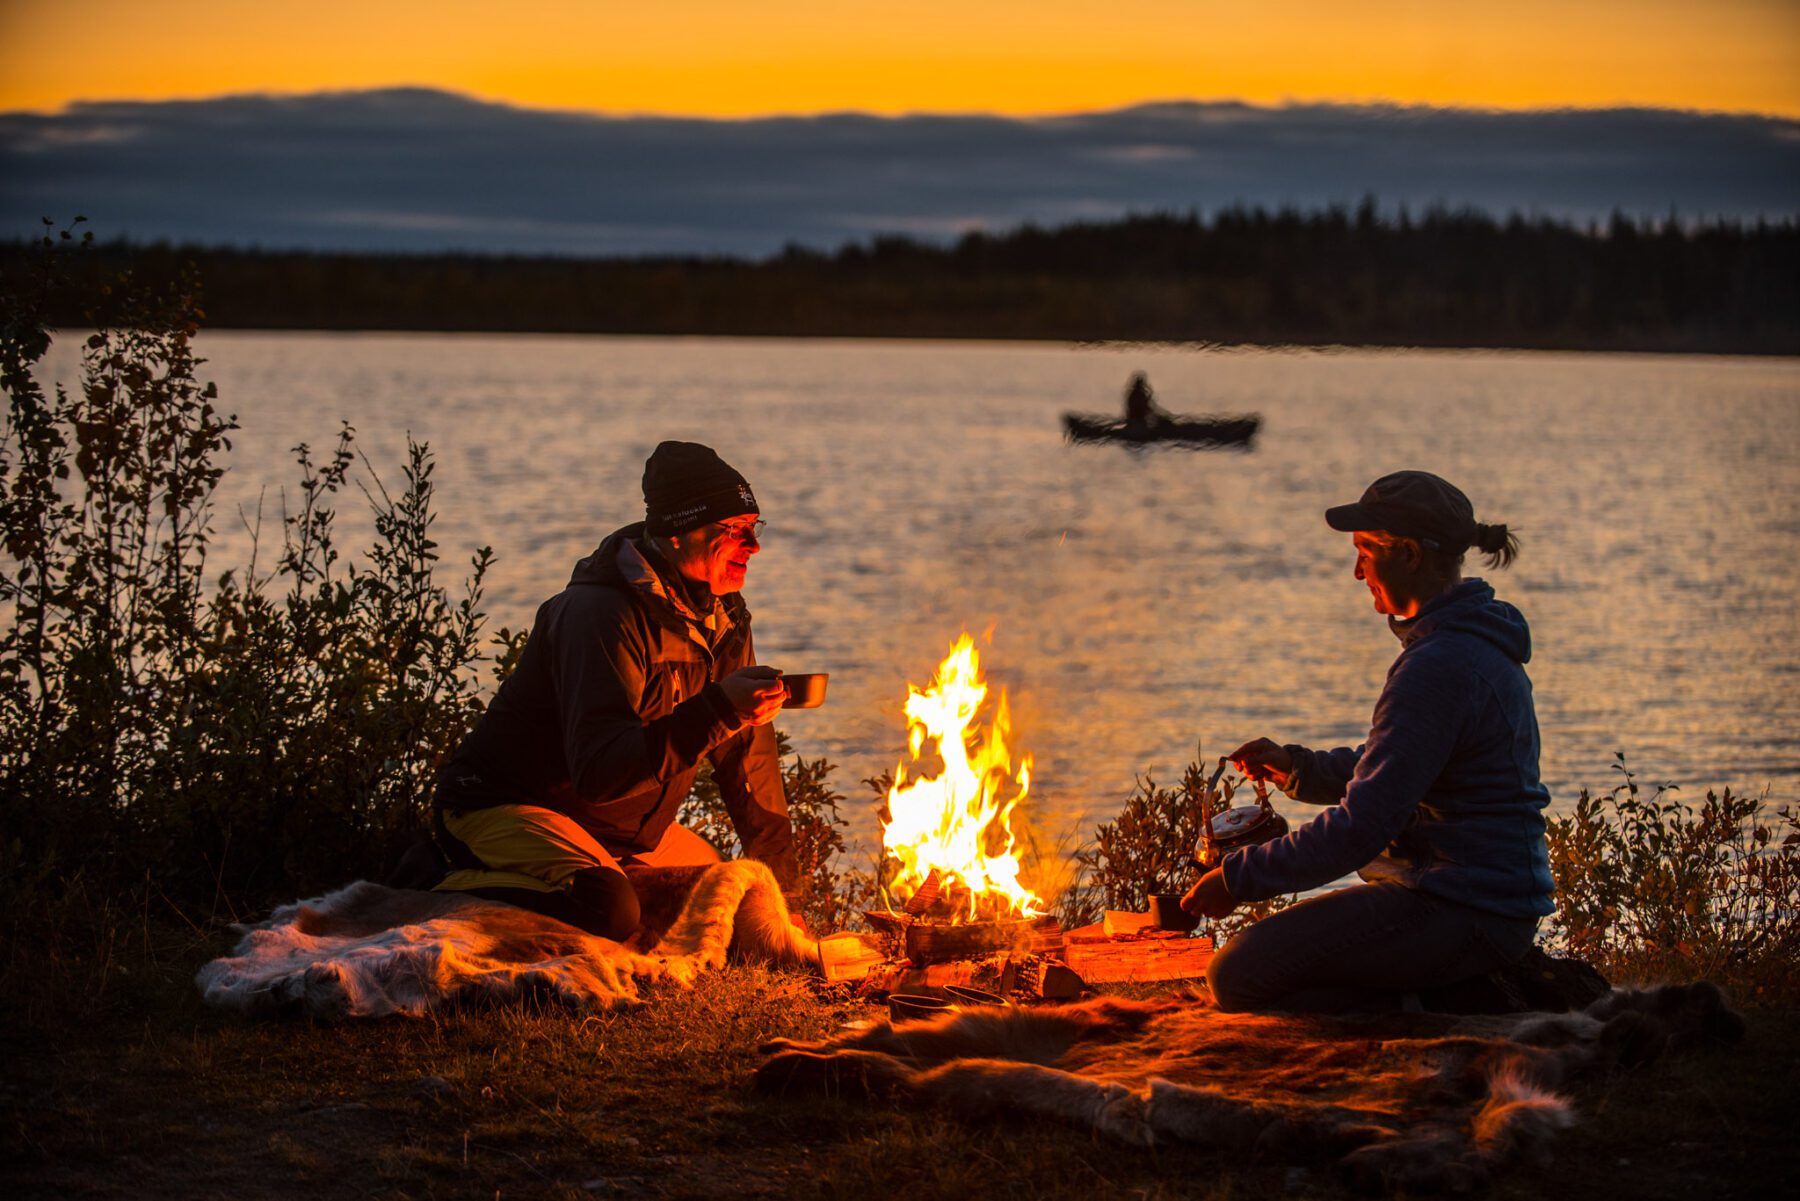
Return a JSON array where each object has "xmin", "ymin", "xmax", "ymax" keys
[
  {"xmin": 943, "ymin": 985, "xmax": 1009, "ymax": 1009},
  {"xmin": 779, "ymin": 673, "xmax": 829, "ymax": 709},
  {"xmin": 887, "ymin": 993, "xmax": 952, "ymax": 1023}
]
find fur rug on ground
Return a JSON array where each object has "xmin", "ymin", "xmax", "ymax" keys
[
  {"xmin": 757, "ymin": 982, "xmax": 1744, "ymax": 1193},
  {"xmin": 196, "ymin": 859, "xmax": 816, "ymax": 1020}
]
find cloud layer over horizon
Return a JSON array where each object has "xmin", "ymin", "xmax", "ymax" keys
[{"xmin": 4, "ymin": 89, "xmax": 1797, "ymax": 256}]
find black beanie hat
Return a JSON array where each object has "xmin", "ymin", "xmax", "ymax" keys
[{"xmin": 642, "ymin": 441, "xmax": 759, "ymax": 536}]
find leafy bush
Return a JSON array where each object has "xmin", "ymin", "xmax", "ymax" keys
[
  {"xmin": 1545, "ymin": 755, "xmax": 1799, "ymax": 1002},
  {"xmin": 1074, "ymin": 761, "xmax": 1211, "ymax": 913},
  {"xmin": 1069, "ymin": 758, "xmax": 1295, "ymax": 938},
  {"xmin": 185, "ymin": 427, "xmax": 509, "ymax": 898},
  {"xmin": 2, "ymin": 223, "xmax": 231, "ymax": 897},
  {"xmin": 2, "ymin": 226, "xmax": 506, "ymax": 915}
]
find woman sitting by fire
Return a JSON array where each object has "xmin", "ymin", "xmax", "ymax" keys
[{"xmin": 1183, "ymin": 471, "xmax": 1554, "ymax": 1013}]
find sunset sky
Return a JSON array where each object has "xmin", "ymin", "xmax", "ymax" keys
[{"xmin": 4, "ymin": 0, "xmax": 1798, "ymax": 118}]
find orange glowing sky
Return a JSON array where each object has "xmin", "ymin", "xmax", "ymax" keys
[{"xmin": 3, "ymin": 0, "xmax": 1797, "ymax": 118}]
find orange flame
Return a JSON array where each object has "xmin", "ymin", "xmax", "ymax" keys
[{"xmin": 881, "ymin": 633, "xmax": 1044, "ymax": 922}]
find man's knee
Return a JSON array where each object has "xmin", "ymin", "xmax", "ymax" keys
[
  {"xmin": 639, "ymin": 823, "xmax": 723, "ymax": 868},
  {"xmin": 465, "ymin": 869, "xmax": 641, "ymax": 942},
  {"xmin": 567, "ymin": 868, "xmax": 641, "ymax": 942}
]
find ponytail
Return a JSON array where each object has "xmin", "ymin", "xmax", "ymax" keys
[{"xmin": 1473, "ymin": 522, "xmax": 1519, "ymax": 569}]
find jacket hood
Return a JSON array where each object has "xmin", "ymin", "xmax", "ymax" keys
[
  {"xmin": 568, "ymin": 522, "xmax": 750, "ymax": 647},
  {"xmin": 1390, "ymin": 578, "xmax": 1532, "ymax": 663},
  {"xmin": 570, "ymin": 522, "xmax": 647, "ymax": 588}
]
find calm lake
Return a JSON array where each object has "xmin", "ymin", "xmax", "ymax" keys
[{"xmin": 39, "ymin": 333, "xmax": 1800, "ymax": 848}]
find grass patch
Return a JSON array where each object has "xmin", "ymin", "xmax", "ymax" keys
[{"xmin": 3, "ymin": 919, "xmax": 1791, "ymax": 1201}]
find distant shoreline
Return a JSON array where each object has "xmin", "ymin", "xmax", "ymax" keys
[
  {"xmin": 117, "ymin": 326, "xmax": 1800, "ymax": 360},
  {"xmin": 9, "ymin": 208, "xmax": 1797, "ymax": 356}
]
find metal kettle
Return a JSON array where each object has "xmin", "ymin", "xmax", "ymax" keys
[{"xmin": 1195, "ymin": 757, "xmax": 1290, "ymax": 869}]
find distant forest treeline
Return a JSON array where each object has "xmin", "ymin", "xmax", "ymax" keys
[{"xmin": 9, "ymin": 205, "xmax": 1798, "ymax": 353}]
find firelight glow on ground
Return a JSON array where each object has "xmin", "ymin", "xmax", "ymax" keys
[{"xmin": 3, "ymin": 0, "xmax": 1798, "ymax": 118}]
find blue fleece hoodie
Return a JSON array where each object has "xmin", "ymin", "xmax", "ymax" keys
[{"xmin": 1222, "ymin": 578, "xmax": 1556, "ymax": 920}]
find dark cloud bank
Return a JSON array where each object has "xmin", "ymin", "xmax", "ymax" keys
[{"xmin": 3, "ymin": 88, "xmax": 1796, "ymax": 256}]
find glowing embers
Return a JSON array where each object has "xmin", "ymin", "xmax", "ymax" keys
[{"xmin": 880, "ymin": 633, "xmax": 1044, "ymax": 925}]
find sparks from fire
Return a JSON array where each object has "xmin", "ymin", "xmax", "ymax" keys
[{"xmin": 881, "ymin": 633, "xmax": 1045, "ymax": 922}]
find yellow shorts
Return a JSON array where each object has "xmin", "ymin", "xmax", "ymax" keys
[{"xmin": 435, "ymin": 805, "xmax": 722, "ymax": 895}]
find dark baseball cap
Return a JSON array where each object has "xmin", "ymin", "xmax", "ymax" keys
[{"xmin": 1325, "ymin": 470, "xmax": 1477, "ymax": 548}]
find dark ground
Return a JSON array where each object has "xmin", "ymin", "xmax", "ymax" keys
[{"xmin": 4, "ymin": 928, "xmax": 1797, "ymax": 1201}]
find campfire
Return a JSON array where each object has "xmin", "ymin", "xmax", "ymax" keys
[
  {"xmin": 818, "ymin": 632, "xmax": 1215, "ymax": 999},
  {"xmin": 859, "ymin": 634, "xmax": 1057, "ymax": 968},
  {"xmin": 881, "ymin": 633, "xmax": 1044, "ymax": 925}
]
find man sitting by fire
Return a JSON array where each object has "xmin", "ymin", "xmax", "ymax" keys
[
  {"xmin": 429, "ymin": 440, "xmax": 798, "ymax": 941},
  {"xmin": 1183, "ymin": 471, "xmax": 1554, "ymax": 1013}
]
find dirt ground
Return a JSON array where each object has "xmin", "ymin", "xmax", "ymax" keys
[{"xmin": 5, "ymin": 942, "xmax": 1799, "ymax": 1201}]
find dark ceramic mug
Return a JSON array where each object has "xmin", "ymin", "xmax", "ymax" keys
[{"xmin": 1149, "ymin": 892, "xmax": 1200, "ymax": 933}]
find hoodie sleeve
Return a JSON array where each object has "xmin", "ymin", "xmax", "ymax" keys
[
  {"xmin": 1223, "ymin": 647, "xmax": 1473, "ymax": 901},
  {"xmin": 1284, "ymin": 743, "xmax": 1364, "ymax": 805},
  {"xmin": 552, "ymin": 592, "xmax": 745, "ymax": 804}
]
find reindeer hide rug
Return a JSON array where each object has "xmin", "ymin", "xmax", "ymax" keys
[
  {"xmin": 196, "ymin": 859, "xmax": 816, "ymax": 1020},
  {"xmin": 757, "ymin": 982, "xmax": 1743, "ymax": 1193}
]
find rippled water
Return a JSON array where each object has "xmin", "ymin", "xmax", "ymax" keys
[{"xmin": 37, "ymin": 333, "xmax": 1800, "ymax": 845}]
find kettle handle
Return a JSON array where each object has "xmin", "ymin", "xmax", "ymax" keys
[
  {"xmin": 1196, "ymin": 756, "xmax": 1227, "ymax": 867},
  {"xmin": 1202, "ymin": 759, "xmax": 1225, "ymax": 842}
]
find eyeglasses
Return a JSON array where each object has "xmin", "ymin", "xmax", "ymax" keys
[{"xmin": 712, "ymin": 518, "xmax": 766, "ymax": 544}]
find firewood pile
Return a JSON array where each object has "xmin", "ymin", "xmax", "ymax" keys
[{"xmin": 817, "ymin": 899, "xmax": 1215, "ymax": 1003}]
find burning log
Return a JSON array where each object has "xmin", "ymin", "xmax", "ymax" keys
[
  {"xmin": 858, "ymin": 907, "xmax": 1060, "ymax": 965},
  {"xmin": 861, "ymin": 956, "xmax": 1012, "ymax": 997},
  {"xmin": 896, "ymin": 864, "xmax": 943, "ymax": 921},
  {"xmin": 903, "ymin": 914, "xmax": 1061, "ymax": 964},
  {"xmin": 836, "ymin": 909, "xmax": 1210, "ymax": 995},
  {"xmin": 901, "ymin": 868, "xmax": 944, "ymax": 916}
]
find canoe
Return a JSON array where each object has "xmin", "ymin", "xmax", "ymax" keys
[{"xmin": 1063, "ymin": 412, "xmax": 1260, "ymax": 447}]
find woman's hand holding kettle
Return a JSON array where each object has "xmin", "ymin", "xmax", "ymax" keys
[{"xmin": 1228, "ymin": 738, "xmax": 1294, "ymax": 789}]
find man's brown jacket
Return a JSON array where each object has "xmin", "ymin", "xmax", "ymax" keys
[{"xmin": 436, "ymin": 523, "xmax": 796, "ymax": 887}]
